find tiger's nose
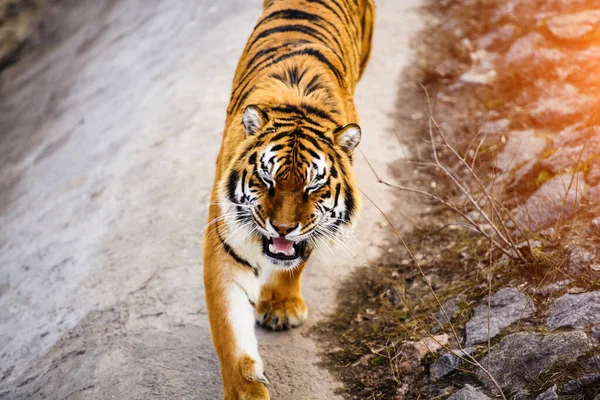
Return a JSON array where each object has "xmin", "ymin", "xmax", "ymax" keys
[{"xmin": 271, "ymin": 222, "xmax": 298, "ymax": 236}]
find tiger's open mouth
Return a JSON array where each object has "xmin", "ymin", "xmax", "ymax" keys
[{"xmin": 262, "ymin": 236, "xmax": 307, "ymax": 261}]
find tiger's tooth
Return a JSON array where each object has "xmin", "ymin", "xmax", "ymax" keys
[
  {"xmin": 287, "ymin": 246, "xmax": 296, "ymax": 256},
  {"xmin": 269, "ymin": 244, "xmax": 277, "ymax": 253}
]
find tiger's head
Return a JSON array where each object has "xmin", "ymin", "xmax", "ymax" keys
[{"xmin": 218, "ymin": 104, "xmax": 362, "ymax": 270}]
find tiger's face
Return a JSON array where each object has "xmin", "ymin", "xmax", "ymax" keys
[{"xmin": 218, "ymin": 105, "xmax": 361, "ymax": 270}]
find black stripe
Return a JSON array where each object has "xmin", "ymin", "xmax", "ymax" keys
[
  {"xmin": 328, "ymin": 0, "xmax": 359, "ymax": 33},
  {"xmin": 255, "ymin": 9, "xmax": 346, "ymax": 59},
  {"xmin": 304, "ymin": 74, "xmax": 326, "ymax": 95},
  {"xmin": 333, "ymin": 183, "xmax": 342, "ymax": 209},
  {"xmin": 302, "ymin": 103, "xmax": 337, "ymax": 123},
  {"xmin": 272, "ymin": 103, "xmax": 337, "ymax": 124},
  {"xmin": 235, "ymin": 282, "xmax": 256, "ymax": 308},
  {"xmin": 240, "ymin": 169, "xmax": 248, "ymax": 201},
  {"xmin": 227, "ymin": 170, "xmax": 239, "ymax": 201},
  {"xmin": 230, "ymin": 47, "xmax": 344, "ymax": 114},
  {"xmin": 306, "ymin": 0, "xmax": 347, "ymax": 28},
  {"xmin": 307, "ymin": 0, "xmax": 359, "ymax": 57},
  {"xmin": 216, "ymin": 223, "xmax": 259, "ymax": 276},
  {"xmin": 344, "ymin": 184, "xmax": 356, "ymax": 222},
  {"xmin": 248, "ymin": 24, "xmax": 334, "ymax": 54},
  {"xmin": 330, "ymin": 164, "xmax": 338, "ymax": 178},
  {"xmin": 301, "ymin": 124, "xmax": 328, "ymax": 137}
]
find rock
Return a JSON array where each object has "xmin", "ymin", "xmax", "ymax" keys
[
  {"xmin": 592, "ymin": 325, "xmax": 600, "ymax": 342},
  {"xmin": 547, "ymin": 10, "xmax": 600, "ymax": 40},
  {"xmin": 514, "ymin": 172, "xmax": 586, "ymax": 231},
  {"xmin": 505, "ymin": 33, "xmax": 565, "ymax": 72},
  {"xmin": 434, "ymin": 294, "xmax": 467, "ymax": 323},
  {"xmin": 459, "ymin": 50, "xmax": 498, "ymax": 85},
  {"xmin": 513, "ymin": 389, "xmax": 531, "ymax": 400},
  {"xmin": 587, "ymin": 160, "xmax": 600, "ymax": 186},
  {"xmin": 508, "ymin": 159, "xmax": 542, "ymax": 190},
  {"xmin": 562, "ymin": 374, "xmax": 600, "ymax": 394},
  {"xmin": 590, "ymin": 217, "xmax": 600, "ymax": 234},
  {"xmin": 495, "ymin": 130, "xmax": 547, "ymax": 172},
  {"xmin": 479, "ymin": 119, "xmax": 510, "ymax": 136},
  {"xmin": 562, "ymin": 47, "xmax": 600, "ymax": 86},
  {"xmin": 529, "ymin": 82, "xmax": 594, "ymax": 125},
  {"xmin": 589, "ymin": 184, "xmax": 600, "ymax": 204},
  {"xmin": 553, "ymin": 124, "xmax": 589, "ymax": 148},
  {"xmin": 477, "ymin": 24, "xmax": 516, "ymax": 50},
  {"xmin": 541, "ymin": 136, "xmax": 600, "ymax": 174},
  {"xmin": 543, "ymin": 0, "xmax": 590, "ymax": 11},
  {"xmin": 433, "ymin": 58, "xmax": 465, "ymax": 78},
  {"xmin": 478, "ymin": 331, "xmax": 590, "ymax": 394},
  {"xmin": 535, "ymin": 385, "xmax": 558, "ymax": 400},
  {"xmin": 547, "ymin": 291, "xmax": 600, "ymax": 329},
  {"xmin": 429, "ymin": 347, "xmax": 473, "ymax": 381},
  {"xmin": 532, "ymin": 279, "xmax": 571, "ymax": 296},
  {"xmin": 0, "ymin": 0, "xmax": 44, "ymax": 65},
  {"xmin": 395, "ymin": 334, "xmax": 448, "ymax": 373},
  {"xmin": 447, "ymin": 384, "xmax": 491, "ymax": 400},
  {"xmin": 491, "ymin": 1, "xmax": 518, "ymax": 24},
  {"xmin": 567, "ymin": 245, "xmax": 596, "ymax": 274},
  {"xmin": 541, "ymin": 146, "xmax": 583, "ymax": 173},
  {"xmin": 465, "ymin": 288, "xmax": 534, "ymax": 346}
]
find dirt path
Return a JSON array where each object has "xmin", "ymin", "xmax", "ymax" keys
[{"xmin": 0, "ymin": 1, "xmax": 422, "ymax": 398}]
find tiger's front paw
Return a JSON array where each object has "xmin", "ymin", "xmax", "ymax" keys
[
  {"xmin": 225, "ymin": 382, "xmax": 269, "ymax": 400},
  {"xmin": 255, "ymin": 294, "xmax": 308, "ymax": 330},
  {"xmin": 224, "ymin": 355, "xmax": 270, "ymax": 400}
]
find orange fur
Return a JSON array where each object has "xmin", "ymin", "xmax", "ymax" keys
[{"xmin": 204, "ymin": 0, "xmax": 375, "ymax": 398}]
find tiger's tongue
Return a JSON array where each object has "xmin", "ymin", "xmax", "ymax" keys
[{"xmin": 272, "ymin": 237, "xmax": 294, "ymax": 253}]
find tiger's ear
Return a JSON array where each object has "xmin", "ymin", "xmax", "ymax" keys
[
  {"xmin": 334, "ymin": 123, "xmax": 361, "ymax": 154},
  {"xmin": 242, "ymin": 105, "xmax": 268, "ymax": 135}
]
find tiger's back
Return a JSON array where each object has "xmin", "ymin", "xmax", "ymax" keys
[
  {"xmin": 204, "ymin": 1, "xmax": 375, "ymax": 398},
  {"xmin": 217, "ymin": 0, "xmax": 374, "ymax": 174}
]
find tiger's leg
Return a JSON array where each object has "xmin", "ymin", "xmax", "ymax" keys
[
  {"xmin": 256, "ymin": 263, "xmax": 308, "ymax": 331},
  {"xmin": 204, "ymin": 252, "xmax": 270, "ymax": 400}
]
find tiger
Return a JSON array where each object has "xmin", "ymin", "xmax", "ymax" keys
[{"xmin": 203, "ymin": 0, "xmax": 375, "ymax": 398}]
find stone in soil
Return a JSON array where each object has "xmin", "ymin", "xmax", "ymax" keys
[
  {"xmin": 567, "ymin": 245, "xmax": 597, "ymax": 275},
  {"xmin": 434, "ymin": 294, "xmax": 467, "ymax": 323},
  {"xmin": 429, "ymin": 347, "xmax": 473, "ymax": 381},
  {"xmin": 547, "ymin": 291, "xmax": 600, "ymax": 329},
  {"xmin": 464, "ymin": 287, "xmax": 534, "ymax": 346},
  {"xmin": 508, "ymin": 159, "xmax": 541, "ymax": 190},
  {"xmin": 447, "ymin": 384, "xmax": 490, "ymax": 400},
  {"xmin": 513, "ymin": 389, "xmax": 530, "ymax": 400},
  {"xmin": 395, "ymin": 334, "xmax": 448, "ymax": 374},
  {"xmin": 504, "ymin": 33, "xmax": 565, "ymax": 72},
  {"xmin": 514, "ymin": 172, "xmax": 586, "ymax": 231},
  {"xmin": 552, "ymin": 124, "xmax": 591, "ymax": 148},
  {"xmin": 477, "ymin": 331, "xmax": 590, "ymax": 394},
  {"xmin": 535, "ymin": 385, "xmax": 558, "ymax": 400},
  {"xmin": 532, "ymin": 279, "xmax": 571, "ymax": 297},
  {"xmin": 547, "ymin": 10, "xmax": 600, "ymax": 40},
  {"xmin": 589, "ymin": 184, "xmax": 600, "ymax": 205},
  {"xmin": 587, "ymin": 160, "xmax": 600, "ymax": 186},
  {"xmin": 529, "ymin": 82, "xmax": 594, "ymax": 125},
  {"xmin": 541, "ymin": 135, "xmax": 600, "ymax": 174},
  {"xmin": 494, "ymin": 130, "xmax": 546, "ymax": 172},
  {"xmin": 477, "ymin": 24, "xmax": 516, "ymax": 50},
  {"xmin": 562, "ymin": 374, "xmax": 600, "ymax": 394},
  {"xmin": 479, "ymin": 118, "xmax": 510, "ymax": 136},
  {"xmin": 590, "ymin": 217, "xmax": 600, "ymax": 234},
  {"xmin": 592, "ymin": 325, "xmax": 600, "ymax": 342},
  {"xmin": 459, "ymin": 50, "xmax": 498, "ymax": 85}
]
